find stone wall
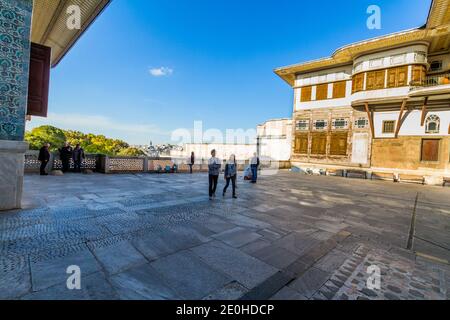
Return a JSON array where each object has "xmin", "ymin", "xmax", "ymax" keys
[{"xmin": 371, "ymin": 136, "xmax": 450, "ymax": 172}]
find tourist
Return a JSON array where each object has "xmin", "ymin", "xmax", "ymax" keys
[
  {"xmin": 223, "ymin": 154, "xmax": 237, "ymax": 199},
  {"xmin": 38, "ymin": 143, "xmax": 51, "ymax": 176},
  {"xmin": 189, "ymin": 151, "xmax": 195, "ymax": 174},
  {"xmin": 72, "ymin": 143, "xmax": 85, "ymax": 173},
  {"xmin": 250, "ymin": 152, "xmax": 260, "ymax": 183},
  {"xmin": 208, "ymin": 149, "xmax": 221, "ymax": 200},
  {"xmin": 59, "ymin": 142, "xmax": 73, "ymax": 173}
]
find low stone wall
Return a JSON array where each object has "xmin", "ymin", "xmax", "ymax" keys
[{"xmin": 25, "ymin": 151, "xmax": 292, "ymax": 175}]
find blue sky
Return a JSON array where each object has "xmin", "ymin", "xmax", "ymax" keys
[{"xmin": 27, "ymin": 0, "xmax": 431, "ymax": 144}]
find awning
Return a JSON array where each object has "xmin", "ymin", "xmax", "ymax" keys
[{"xmin": 30, "ymin": 0, "xmax": 111, "ymax": 67}]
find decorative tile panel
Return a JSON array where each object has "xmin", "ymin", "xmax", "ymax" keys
[{"xmin": 0, "ymin": 0, "xmax": 32, "ymax": 141}]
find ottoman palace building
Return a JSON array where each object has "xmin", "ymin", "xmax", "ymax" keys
[{"xmin": 275, "ymin": 0, "xmax": 450, "ymax": 184}]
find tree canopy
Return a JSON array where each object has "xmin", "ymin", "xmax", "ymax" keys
[{"xmin": 25, "ymin": 126, "xmax": 145, "ymax": 156}]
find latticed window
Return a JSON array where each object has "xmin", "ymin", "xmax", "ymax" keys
[
  {"xmin": 382, "ymin": 120, "xmax": 396, "ymax": 134},
  {"xmin": 332, "ymin": 118, "xmax": 349, "ymax": 130},
  {"xmin": 313, "ymin": 120, "xmax": 328, "ymax": 130},
  {"xmin": 354, "ymin": 117, "xmax": 368, "ymax": 128},
  {"xmin": 296, "ymin": 119, "xmax": 310, "ymax": 131},
  {"xmin": 425, "ymin": 115, "xmax": 440, "ymax": 134}
]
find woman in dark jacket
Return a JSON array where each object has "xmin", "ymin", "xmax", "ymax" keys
[{"xmin": 223, "ymin": 154, "xmax": 237, "ymax": 199}]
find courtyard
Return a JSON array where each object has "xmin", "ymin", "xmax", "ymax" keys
[{"xmin": 0, "ymin": 171, "xmax": 449, "ymax": 300}]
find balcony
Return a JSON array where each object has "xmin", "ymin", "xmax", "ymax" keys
[
  {"xmin": 410, "ymin": 73, "xmax": 450, "ymax": 87},
  {"xmin": 409, "ymin": 73, "xmax": 450, "ymax": 98}
]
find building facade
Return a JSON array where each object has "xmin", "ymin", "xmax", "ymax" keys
[
  {"xmin": 275, "ymin": 0, "xmax": 450, "ymax": 184},
  {"xmin": 257, "ymin": 118, "xmax": 292, "ymax": 162}
]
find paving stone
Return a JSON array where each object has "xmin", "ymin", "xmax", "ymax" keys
[
  {"xmin": 90, "ymin": 240, "xmax": 147, "ymax": 275},
  {"xmin": 270, "ymin": 286, "xmax": 307, "ymax": 300},
  {"xmin": 21, "ymin": 272, "xmax": 118, "ymax": 300},
  {"xmin": 110, "ymin": 263, "xmax": 180, "ymax": 300},
  {"xmin": 240, "ymin": 271, "xmax": 292, "ymax": 300},
  {"xmin": 0, "ymin": 268, "xmax": 31, "ymax": 299},
  {"xmin": 31, "ymin": 248, "xmax": 101, "ymax": 291},
  {"xmin": 288, "ymin": 267, "xmax": 330, "ymax": 298},
  {"xmin": 151, "ymin": 250, "xmax": 231, "ymax": 300},
  {"xmin": 203, "ymin": 282, "xmax": 248, "ymax": 300},
  {"xmin": 191, "ymin": 241, "xmax": 278, "ymax": 289},
  {"xmin": 213, "ymin": 227, "xmax": 262, "ymax": 248},
  {"xmin": 251, "ymin": 245, "xmax": 300, "ymax": 269}
]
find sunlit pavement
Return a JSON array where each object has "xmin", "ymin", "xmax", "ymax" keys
[{"xmin": 0, "ymin": 171, "xmax": 449, "ymax": 300}]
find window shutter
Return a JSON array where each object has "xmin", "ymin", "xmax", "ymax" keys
[
  {"xmin": 421, "ymin": 139, "xmax": 439, "ymax": 162},
  {"xmin": 316, "ymin": 84, "xmax": 328, "ymax": 100},
  {"xmin": 301, "ymin": 86, "xmax": 312, "ymax": 102},
  {"xmin": 294, "ymin": 134, "xmax": 309, "ymax": 154},
  {"xmin": 387, "ymin": 68, "xmax": 397, "ymax": 88},
  {"xmin": 329, "ymin": 132, "xmax": 348, "ymax": 156},
  {"xmin": 375, "ymin": 70, "xmax": 385, "ymax": 89},
  {"xmin": 366, "ymin": 71, "xmax": 375, "ymax": 90},
  {"xmin": 311, "ymin": 133, "xmax": 327, "ymax": 155},
  {"xmin": 333, "ymin": 81, "xmax": 346, "ymax": 99},
  {"xmin": 27, "ymin": 43, "xmax": 51, "ymax": 117},
  {"xmin": 411, "ymin": 65, "xmax": 426, "ymax": 85},
  {"xmin": 397, "ymin": 66, "xmax": 408, "ymax": 86},
  {"xmin": 352, "ymin": 73, "xmax": 364, "ymax": 93}
]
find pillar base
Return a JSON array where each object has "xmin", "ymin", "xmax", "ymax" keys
[{"xmin": 0, "ymin": 140, "xmax": 28, "ymax": 211}]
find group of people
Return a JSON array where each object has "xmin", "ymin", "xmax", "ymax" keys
[
  {"xmin": 38, "ymin": 142, "xmax": 85, "ymax": 176},
  {"xmin": 207, "ymin": 150, "xmax": 260, "ymax": 200}
]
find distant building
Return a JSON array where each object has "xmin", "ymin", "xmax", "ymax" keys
[
  {"xmin": 170, "ymin": 143, "xmax": 257, "ymax": 162},
  {"xmin": 257, "ymin": 119, "xmax": 292, "ymax": 161},
  {"xmin": 274, "ymin": 0, "xmax": 450, "ymax": 184}
]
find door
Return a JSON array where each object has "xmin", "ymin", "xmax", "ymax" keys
[{"xmin": 351, "ymin": 133, "xmax": 369, "ymax": 164}]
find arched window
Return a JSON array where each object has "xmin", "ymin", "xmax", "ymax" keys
[{"xmin": 425, "ymin": 115, "xmax": 440, "ymax": 134}]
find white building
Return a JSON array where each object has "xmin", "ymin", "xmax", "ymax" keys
[{"xmin": 274, "ymin": 0, "xmax": 450, "ymax": 184}]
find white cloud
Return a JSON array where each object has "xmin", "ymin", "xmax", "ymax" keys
[{"xmin": 149, "ymin": 67, "xmax": 173, "ymax": 77}]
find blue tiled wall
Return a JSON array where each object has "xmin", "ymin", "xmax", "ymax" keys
[{"xmin": 0, "ymin": 0, "xmax": 32, "ymax": 141}]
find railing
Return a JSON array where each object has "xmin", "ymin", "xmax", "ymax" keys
[
  {"xmin": 25, "ymin": 151, "xmax": 290, "ymax": 173},
  {"xmin": 24, "ymin": 151, "xmax": 291, "ymax": 174},
  {"xmin": 410, "ymin": 73, "xmax": 450, "ymax": 88}
]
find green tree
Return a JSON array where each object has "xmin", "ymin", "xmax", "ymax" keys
[
  {"xmin": 25, "ymin": 126, "xmax": 66, "ymax": 151},
  {"xmin": 25, "ymin": 125, "xmax": 140, "ymax": 156}
]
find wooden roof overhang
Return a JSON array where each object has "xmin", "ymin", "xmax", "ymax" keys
[
  {"xmin": 30, "ymin": 0, "xmax": 111, "ymax": 67},
  {"xmin": 275, "ymin": 0, "xmax": 450, "ymax": 87}
]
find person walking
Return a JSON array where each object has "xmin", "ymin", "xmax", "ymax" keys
[
  {"xmin": 208, "ymin": 149, "xmax": 221, "ymax": 200},
  {"xmin": 38, "ymin": 143, "xmax": 51, "ymax": 176},
  {"xmin": 59, "ymin": 142, "xmax": 73, "ymax": 173},
  {"xmin": 250, "ymin": 152, "xmax": 260, "ymax": 184},
  {"xmin": 223, "ymin": 154, "xmax": 237, "ymax": 199},
  {"xmin": 189, "ymin": 151, "xmax": 195, "ymax": 174},
  {"xmin": 72, "ymin": 143, "xmax": 85, "ymax": 173}
]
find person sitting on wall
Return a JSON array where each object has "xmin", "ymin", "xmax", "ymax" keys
[
  {"xmin": 172, "ymin": 163, "xmax": 178, "ymax": 173},
  {"xmin": 72, "ymin": 143, "xmax": 85, "ymax": 173},
  {"xmin": 38, "ymin": 143, "xmax": 51, "ymax": 176},
  {"xmin": 59, "ymin": 142, "xmax": 73, "ymax": 173}
]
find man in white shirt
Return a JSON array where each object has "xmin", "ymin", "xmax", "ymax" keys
[
  {"xmin": 250, "ymin": 152, "xmax": 260, "ymax": 183},
  {"xmin": 208, "ymin": 149, "xmax": 221, "ymax": 199}
]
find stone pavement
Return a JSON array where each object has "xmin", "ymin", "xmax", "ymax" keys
[{"xmin": 0, "ymin": 171, "xmax": 449, "ymax": 300}]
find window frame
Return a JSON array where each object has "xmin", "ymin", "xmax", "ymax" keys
[{"xmin": 382, "ymin": 120, "xmax": 396, "ymax": 134}]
